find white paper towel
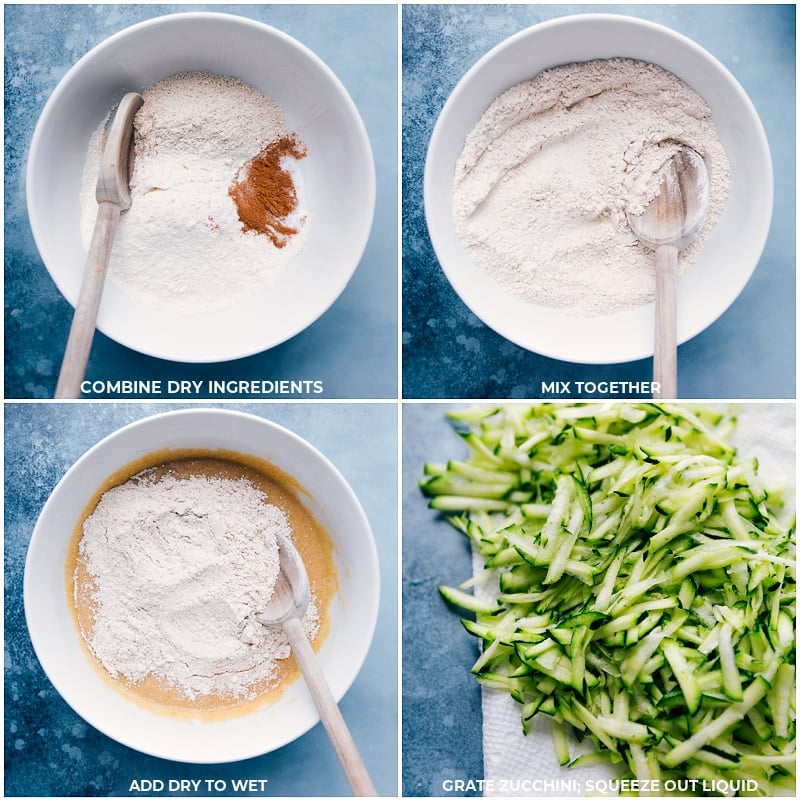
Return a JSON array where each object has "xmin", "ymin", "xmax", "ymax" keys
[{"xmin": 475, "ymin": 402, "xmax": 796, "ymax": 797}]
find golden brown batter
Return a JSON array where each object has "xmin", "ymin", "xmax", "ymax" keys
[{"xmin": 66, "ymin": 448, "xmax": 338, "ymax": 720}]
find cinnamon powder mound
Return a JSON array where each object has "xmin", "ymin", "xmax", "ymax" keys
[{"xmin": 228, "ymin": 135, "xmax": 307, "ymax": 248}]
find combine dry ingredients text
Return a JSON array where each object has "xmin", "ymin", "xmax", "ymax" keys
[
  {"xmin": 453, "ymin": 58, "xmax": 730, "ymax": 316},
  {"xmin": 80, "ymin": 72, "xmax": 308, "ymax": 314},
  {"xmin": 77, "ymin": 379, "xmax": 325, "ymax": 396}
]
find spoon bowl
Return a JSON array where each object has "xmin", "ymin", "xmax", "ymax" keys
[
  {"xmin": 627, "ymin": 146, "xmax": 710, "ymax": 399},
  {"xmin": 257, "ymin": 533, "xmax": 309, "ymax": 625},
  {"xmin": 628, "ymin": 147, "xmax": 710, "ymax": 248}
]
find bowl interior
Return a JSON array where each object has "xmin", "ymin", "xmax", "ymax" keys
[
  {"xmin": 24, "ymin": 409, "xmax": 379, "ymax": 763},
  {"xmin": 27, "ymin": 13, "xmax": 375, "ymax": 363},
  {"xmin": 425, "ymin": 14, "xmax": 773, "ymax": 364}
]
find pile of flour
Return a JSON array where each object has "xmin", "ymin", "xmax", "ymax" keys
[
  {"xmin": 453, "ymin": 58, "xmax": 730, "ymax": 316},
  {"xmin": 78, "ymin": 469, "xmax": 319, "ymax": 701},
  {"xmin": 79, "ymin": 72, "xmax": 308, "ymax": 314}
]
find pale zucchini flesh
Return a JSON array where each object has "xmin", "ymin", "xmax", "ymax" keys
[{"xmin": 422, "ymin": 403, "xmax": 796, "ymax": 796}]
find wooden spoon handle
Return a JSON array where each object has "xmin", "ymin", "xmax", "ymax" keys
[
  {"xmin": 653, "ymin": 243, "xmax": 678, "ymax": 399},
  {"xmin": 55, "ymin": 201, "xmax": 121, "ymax": 399},
  {"xmin": 283, "ymin": 616, "xmax": 376, "ymax": 796}
]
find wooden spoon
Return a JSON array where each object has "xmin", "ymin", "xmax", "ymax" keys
[
  {"xmin": 258, "ymin": 533, "xmax": 377, "ymax": 796},
  {"xmin": 627, "ymin": 146, "xmax": 709, "ymax": 399},
  {"xmin": 55, "ymin": 92, "xmax": 143, "ymax": 399}
]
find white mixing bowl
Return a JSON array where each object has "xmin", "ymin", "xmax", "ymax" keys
[
  {"xmin": 27, "ymin": 12, "xmax": 375, "ymax": 363},
  {"xmin": 425, "ymin": 13, "xmax": 773, "ymax": 364},
  {"xmin": 24, "ymin": 409, "xmax": 380, "ymax": 763}
]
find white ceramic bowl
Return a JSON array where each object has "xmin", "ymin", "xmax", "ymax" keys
[
  {"xmin": 24, "ymin": 409, "xmax": 380, "ymax": 763},
  {"xmin": 27, "ymin": 12, "xmax": 375, "ymax": 363},
  {"xmin": 425, "ymin": 14, "xmax": 773, "ymax": 364}
]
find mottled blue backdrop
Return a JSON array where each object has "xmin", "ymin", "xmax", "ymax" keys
[
  {"xmin": 5, "ymin": 4, "xmax": 398, "ymax": 400},
  {"xmin": 402, "ymin": 3, "xmax": 795, "ymax": 400},
  {"xmin": 4, "ymin": 402, "xmax": 398, "ymax": 796}
]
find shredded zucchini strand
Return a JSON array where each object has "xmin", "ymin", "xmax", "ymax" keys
[{"xmin": 422, "ymin": 403, "xmax": 795, "ymax": 797}]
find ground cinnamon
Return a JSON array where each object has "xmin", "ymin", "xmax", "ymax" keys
[{"xmin": 228, "ymin": 134, "xmax": 307, "ymax": 247}]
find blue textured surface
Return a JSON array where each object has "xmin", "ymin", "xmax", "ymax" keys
[
  {"xmin": 402, "ymin": 3, "xmax": 796, "ymax": 399},
  {"xmin": 402, "ymin": 403, "xmax": 483, "ymax": 797},
  {"xmin": 4, "ymin": 4, "xmax": 398, "ymax": 400},
  {"xmin": 4, "ymin": 402, "xmax": 398, "ymax": 796}
]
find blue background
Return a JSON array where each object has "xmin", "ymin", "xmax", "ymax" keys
[
  {"xmin": 402, "ymin": 3, "xmax": 796, "ymax": 400},
  {"xmin": 402, "ymin": 402, "xmax": 482, "ymax": 797},
  {"xmin": 4, "ymin": 4, "xmax": 398, "ymax": 400},
  {"xmin": 401, "ymin": 400, "xmax": 799, "ymax": 796},
  {"xmin": 4, "ymin": 402, "xmax": 398, "ymax": 796}
]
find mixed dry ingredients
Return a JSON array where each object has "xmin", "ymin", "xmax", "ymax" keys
[
  {"xmin": 80, "ymin": 72, "xmax": 308, "ymax": 314},
  {"xmin": 453, "ymin": 58, "xmax": 731, "ymax": 316},
  {"xmin": 69, "ymin": 454, "xmax": 336, "ymax": 712}
]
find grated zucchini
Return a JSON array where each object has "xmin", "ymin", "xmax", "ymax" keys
[{"xmin": 421, "ymin": 403, "xmax": 795, "ymax": 796}]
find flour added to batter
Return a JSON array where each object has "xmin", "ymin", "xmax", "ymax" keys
[{"xmin": 69, "ymin": 452, "xmax": 337, "ymax": 716}]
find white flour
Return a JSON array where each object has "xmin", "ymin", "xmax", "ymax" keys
[
  {"xmin": 77, "ymin": 469, "xmax": 319, "ymax": 701},
  {"xmin": 79, "ymin": 72, "xmax": 308, "ymax": 314},
  {"xmin": 453, "ymin": 58, "xmax": 730, "ymax": 316}
]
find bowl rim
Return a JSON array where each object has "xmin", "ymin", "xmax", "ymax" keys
[
  {"xmin": 26, "ymin": 10, "xmax": 377, "ymax": 363},
  {"xmin": 23, "ymin": 407, "xmax": 380, "ymax": 763},
  {"xmin": 424, "ymin": 11, "xmax": 774, "ymax": 365}
]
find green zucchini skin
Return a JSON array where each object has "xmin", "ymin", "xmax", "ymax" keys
[{"xmin": 422, "ymin": 403, "xmax": 796, "ymax": 795}]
